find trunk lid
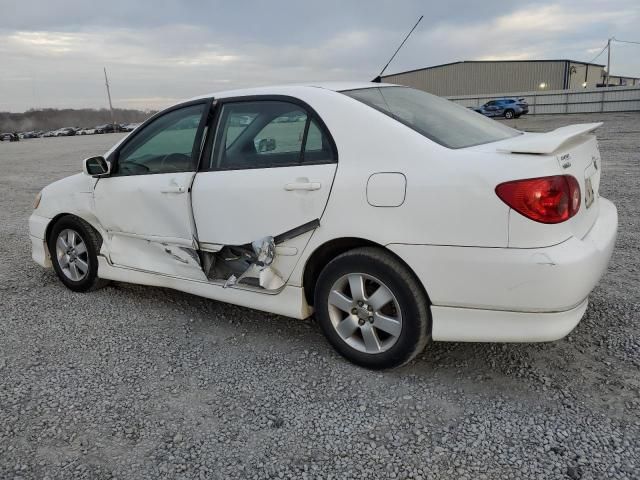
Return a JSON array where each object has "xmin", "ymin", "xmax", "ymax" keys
[{"xmin": 496, "ymin": 123, "xmax": 603, "ymax": 241}]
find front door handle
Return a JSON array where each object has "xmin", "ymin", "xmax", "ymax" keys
[
  {"xmin": 284, "ymin": 182, "xmax": 321, "ymax": 191},
  {"xmin": 161, "ymin": 185, "xmax": 186, "ymax": 194}
]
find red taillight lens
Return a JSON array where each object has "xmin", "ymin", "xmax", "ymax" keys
[{"xmin": 496, "ymin": 175, "xmax": 581, "ymax": 224}]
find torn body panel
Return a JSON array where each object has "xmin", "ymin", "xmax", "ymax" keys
[
  {"xmin": 108, "ymin": 234, "xmax": 207, "ymax": 281},
  {"xmin": 201, "ymin": 220, "xmax": 320, "ymax": 291}
]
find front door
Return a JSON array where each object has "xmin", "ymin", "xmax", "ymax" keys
[
  {"xmin": 94, "ymin": 101, "xmax": 210, "ymax": 278},
  {"xmin": 191, "ymin": 98, "xmax": 338, "ymax": 282}
]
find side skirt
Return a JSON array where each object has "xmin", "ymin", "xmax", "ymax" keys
[{"xmin": 97, "ymin": 257, "xmax": 312, "ymax": 320}]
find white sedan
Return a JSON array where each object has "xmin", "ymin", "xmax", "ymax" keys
[{"xmin": 29, "ymin": 82, "xmax": 617, "ymax": 369}]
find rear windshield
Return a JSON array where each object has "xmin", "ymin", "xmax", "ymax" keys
[{"xmin": 342, "ymin": 86, "xmax": 520, "ymax": 149}]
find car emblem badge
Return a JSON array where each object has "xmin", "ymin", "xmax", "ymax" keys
[{"xmin": 560, "ymin": 153, "xmax": 571, "ymax": 169}]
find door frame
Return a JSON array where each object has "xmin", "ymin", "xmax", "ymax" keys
[
  {"xmin": 197, "ymin": 94, "xmax": 339, "ymax": 174},
  {"xmin": 105, "ymin": 97, "xmax": 216, "ymax": 176}
]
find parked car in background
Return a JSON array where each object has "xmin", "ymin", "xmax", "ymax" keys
[
  {"xmin": 474, "ymin": 98, "xmax": 528, "ymax": 119},
  {"xmin": 29, "ymin": 83, "xmax": 617, "ymax": 369},
  {"xmin": 95, "ymin": 124, "xmax": 122, "ymax": 134},
  {"xmin": 1, "ymin": 132, "xmax": 19, "ymax": 142},
  {"xmin": 20, "ymin": 131, "xmax": 40, "ymax": 139},
  {"xmin": 77, "ymin": 127, "xmax": 96, "ymax": 135},
  {"xmin": 121, "ymin": 123, "xmax": 141, "ymax": 132},
  {"xmin": 54, "ymin": 127, "xmax": 76, "ymax": 137},
  {"xmin": 42, "ymin": 131, "xmax": 56, "ymax": 138}
]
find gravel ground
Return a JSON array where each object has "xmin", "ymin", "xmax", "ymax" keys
[{"xmin": 1, "ymin": 113, "xmax": 639, "ymax": 480}]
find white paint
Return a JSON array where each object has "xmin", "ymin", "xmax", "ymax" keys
[
  {"xmin": 496, "ymin": 123, "xmax": 602, "ymax": 154},
  {"xmin": 366, "ymin": 173, "xmax": 406, "ymax": 207},
  {"xmin": 431, "ymin": 299, "xmax": 588, "ymax": 342},
  {"xmin": 29, "ymin": 82, "xmax": 618, "ymax": 344}
]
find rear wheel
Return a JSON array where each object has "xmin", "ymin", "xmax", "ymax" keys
[
  {"xmin": 48, "ymin": 216, "xmax": 108, "ymax": 292},
  {"xmin": 314, "ymin": 247, "xmax": 430, "ymax": 369},
  {"xmin": 504, "ymin": 109, "xmax": 515, "ymax": 119}
]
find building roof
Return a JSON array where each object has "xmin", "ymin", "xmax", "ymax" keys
[{"xmin": 382, "ymin": 59, "xmax": 607, "ymax": 78}]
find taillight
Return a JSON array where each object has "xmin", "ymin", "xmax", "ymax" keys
[{"xmin": 496, "ymin": 175, "xmax": 580, "ymax": 224}]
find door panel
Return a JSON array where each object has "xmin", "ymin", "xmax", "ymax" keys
[
  {"xmin": 191, "ymin": 163, "xmax": 336, "ymax": 246},
  {"xmin": 191, "ymin": 98, "xmax": 338, "ymax": 283},
  {"xmin": 94, "ymin": 172, "xmax": 196, "ymax": 245},
  {"xmin": 93, "ymin": 101, "xmax": 208, "ymax": 275}
]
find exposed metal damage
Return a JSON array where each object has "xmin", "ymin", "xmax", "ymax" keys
[{"xmin": 199, "ymin": 219, "xmax": 321, "ymax": 291}]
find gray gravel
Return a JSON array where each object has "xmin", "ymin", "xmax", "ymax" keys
[{"xmin": 1, "ymin": 114, "xmax": 639, "ymax": 480}]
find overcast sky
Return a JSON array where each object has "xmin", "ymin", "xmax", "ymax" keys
[{"xmin": 1, "ymin": 0, "xmax": 639, "ymax": 112}]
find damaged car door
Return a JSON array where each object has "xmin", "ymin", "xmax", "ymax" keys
[
  {"xmin": 191, "ymin": 98, "xmax": 338, "ymax": 289},
  {"xmin": 94, "ymin": 101, "xmax": 210, "ymax": 279}
]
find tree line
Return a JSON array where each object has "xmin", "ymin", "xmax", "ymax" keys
[{"xmin": 0, "ymin": 108, "xmax": 157, "ymax": 133}]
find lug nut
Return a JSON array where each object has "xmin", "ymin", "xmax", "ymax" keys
[
  {"xmin": 357, "ymin": 301, "xmax": 364, "ymax": 307},
  {"xmin": 368, "ymin": 316, "xmax": 374, "ymax": 323},
  {"xmin": 351, "ymin": 308, "xmax": 358, "ymax": 315},
  {"xmin": 358, "ymin": 318, "xmax": 365, "ymax": 326},
  {"xmin": 367, "ymin": 305, "xmax": 373, "ymax": 312}
]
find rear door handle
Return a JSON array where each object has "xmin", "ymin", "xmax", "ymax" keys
[
  {"xmin": 284, "ymin": 182, "xmax": 321, "ymax": 191},
  {"xmin": 161, "ymin": 185, "xmax": 186, "ymax": 194}
]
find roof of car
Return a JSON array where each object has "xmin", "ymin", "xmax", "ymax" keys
[{"xmin": 187, "ymin": 81, "xmax": 395, "ymax": 102}]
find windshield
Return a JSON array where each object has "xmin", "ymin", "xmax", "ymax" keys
[{"xmin": 342, "ymin": 86, "xmax": 520, "ymax": 149}]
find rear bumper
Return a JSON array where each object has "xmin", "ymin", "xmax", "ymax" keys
[
  {"xmin": 430, "ymin": 298, "xmax": 588, "ymax": 342},
  {"xmin": 388, "ymin": 197, "xmax": 617, "ymax": 341}
]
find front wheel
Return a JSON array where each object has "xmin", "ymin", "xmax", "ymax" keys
[
  {"xmin": 504, "ymin": 109, "xmax": 515, "ymax": 119},
  {"xmin": 314, "ymin": 247, "xmax": 430, "ymax": 369},
  {"xmin": 48, "ymin": 216, "xmax": 108, "ymax": 292}
]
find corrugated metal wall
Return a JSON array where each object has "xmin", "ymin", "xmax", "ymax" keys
[
  {"xmin": 447, "ymin": 85, "xmax": 640, "ymax": 114},
  {"xmin": 567, "ymin": 62, "xmax": 604, "ymax": 89},
  {"xmin": 382, "ymin": 61, "xmax": 569, "ymax": 96}
]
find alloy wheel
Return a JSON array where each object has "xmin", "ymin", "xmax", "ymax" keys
[
  {"xmin": 55, "ymin": 228, "xmax": 89, "ymax": 281},
  {"xmin": 327, "ymin": 273, "xmax": 402, "ymax": 354}
]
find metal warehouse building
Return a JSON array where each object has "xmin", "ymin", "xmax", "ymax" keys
[{"xmin": 381, "ymin": 60, "xmax": 639, "ymax": 97}]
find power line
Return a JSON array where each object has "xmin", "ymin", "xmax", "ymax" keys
[
  {"xmin": 613, "ymin": 38, "xmax": 640, "ymax": 46},
  {"xmin": 587, "ymin": 42, "xmax": 609, "ymax": 64}
]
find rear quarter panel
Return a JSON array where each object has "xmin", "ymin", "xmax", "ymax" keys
[{"xmin": 286, "ymin": 89, "xmax": 524, "ymax": 286}]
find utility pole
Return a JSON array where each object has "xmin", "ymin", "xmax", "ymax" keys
[
  {"xmin": 606, "ymin": 37, "xmax": 612, "ymax": 86},
  {"xmin": 104, "ymin": 67, "xmax": 115, "ymax": 130}
]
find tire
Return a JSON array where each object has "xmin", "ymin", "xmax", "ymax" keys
[
  {"xmin": 504, "ymin": 109, "xmax": 515, "ymax": 119},
  {"xmin": 48, "ymin": 215, "xmax": 109, "ymax": 292},
  {"xmin": 314, "ymin": 247, "xmax": 430, "ymax": 369}
]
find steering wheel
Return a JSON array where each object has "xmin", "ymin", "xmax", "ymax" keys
[{"xmin": 159, "ymin": 152, "xmax": 190, "ymax": 171}]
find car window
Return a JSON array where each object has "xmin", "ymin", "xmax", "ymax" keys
[
  {"xmin": 210, "ymin": 100, "xmax": 335, "ymax": 170},
  {"xmin": 254, "ymin": 110, "xmax": 307, "ymax": 155},
  {"xmin": 302, "ymin": 119, "xmax": 334, "ymax": 163},
  {"xmin": 343, "ymin": 87, "xmax": 520, "ymax": 149},
  {"xmin": 116, "ymin": 104, "xmax": 205, "ymax": 175}
]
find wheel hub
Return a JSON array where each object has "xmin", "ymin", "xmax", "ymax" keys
[
  {"xmin": 55, "ymin": 228, "xmax": 89, "ymax": 282},
  {"xmin": 327, "ymin": 273, "xmax": 403, "ymax": 354}
]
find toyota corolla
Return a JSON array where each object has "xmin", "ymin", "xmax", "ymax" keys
[{"xmin": 29, "ymin": 83, "xmax": 617, "ymax": 369}]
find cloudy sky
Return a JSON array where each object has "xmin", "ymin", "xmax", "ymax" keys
[{"xmin": 1, "ymin": 0, "xmax": 639, "ymax": 112}]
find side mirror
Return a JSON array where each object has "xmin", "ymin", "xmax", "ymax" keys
[{"xmin": 83, "ymin": 156, "xmax": 111, "ymax": 177}]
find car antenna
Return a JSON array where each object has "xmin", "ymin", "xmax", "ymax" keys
[{"xmin": 372, "ymin": 15, "xmax": 423, "ymax": 83}]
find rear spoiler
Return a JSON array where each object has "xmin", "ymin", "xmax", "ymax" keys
[{"xmin": 496, "ymin": 122, "xmax": 603, "ymax": 154}]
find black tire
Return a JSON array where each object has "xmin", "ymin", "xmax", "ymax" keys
[
  {"xmin": 48, "ymin": 215, "xmax": 109, "ymax": 292},
  {"xmin": 504, "ymin": 109, "xmax": 515, "ymax": 119},
  {"xmin": 314, "ymin": 247, "xmax": 430, "ymax": 369}
]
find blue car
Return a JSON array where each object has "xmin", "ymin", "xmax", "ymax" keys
[{"xmin": 473, "ymin": 98, "xmax": 529, "ymax": 119}]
